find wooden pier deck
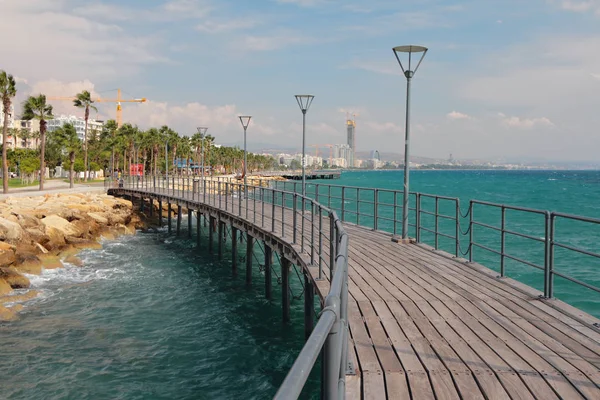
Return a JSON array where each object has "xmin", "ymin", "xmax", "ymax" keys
[
  {"xmin": 338, "ymin": 224, "xmax": 600, "ymax": 400},
  {"xmin": 120, "ymin": 186, "xmax": 600, "ymax": 399}
]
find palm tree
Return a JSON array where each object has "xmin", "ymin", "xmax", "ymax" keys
[
  {"xmin": 19, "ymin": 128, "xmax": 30, "ymax": 148},
  {"xmin": 22, "ymin": 94, "xmax": 53, "ymax": 190},
  {"xmin": 0, "ymin": 71, "xmax": 16, "ymax": 193},
  {"xmin": 73, "ymin": 90, "xmax": 97, "ymax": 182},
  {"xmin": 31, "ymin": 130, "xmax": 40, "ymax": 149},
  {"xmin": 52, "ymin": 123, "xmax": 81, "ymax": 188}
]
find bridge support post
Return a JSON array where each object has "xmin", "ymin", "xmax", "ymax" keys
[
  {"xmin": 158, "ymin": 200, "xmax": 162, "ymax": 226},
  {"xmin": 196, "ymin": 211, "xmax": 201, "ymax": 247},
  {"xmin": 208, "ymin": 216, "xmax": 214, "ymax": 254},
  {"xmin": 246, "ymin": 235, "xmax": 254, "ymax": 285},
  {"xmin": 218, "ymin": 221, "xmax": 224, "ymax": 260},
  {"xmin": 304, "ymin": 272, "xmax": 314, "ymax": 340},
  {"xmin": 140, "ymin": 195, "xmax": 144, "ymax": 212},
  {"xmin": 281, "ymin": 257, "xmax": 291, "ymax": 323},
  {"xmin": 149, "ymin": 199, "xmax": 153, "ymax": 217},
  {"xmin": 265, "ymin": 244, "xmax": 272, "ymax": 300},
  {"xmin": 188, "ymin": 209, "xmax": 192, "ymax": 238},
  {"xmin": 232, "ymin": 226, "xmax": 238, "ymax": 277},
  {"xmin": 167, "ymin": 203, "xmax": 172, "ymax": 234},
  {"xmin": 177, "ymin": 205, "xmax": 182, "ymax": 236}
]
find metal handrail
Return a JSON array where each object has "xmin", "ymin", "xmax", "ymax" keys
[{"xmin": 117, "ymin": 175, "xmax": 350, "ymax": 399}]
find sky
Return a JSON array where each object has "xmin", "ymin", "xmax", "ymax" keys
[{"xmin": 1, "ymin": 0, "xmax": 600, "ymax": 162}]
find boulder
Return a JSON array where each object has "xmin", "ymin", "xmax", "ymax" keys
[
  {"xmin": 44, "ymin": 226, "xmax": 66, "ymax": 250},
  {"xmin": 0, "ymin": 217, "xmax": 24, "ymax": 241},
  {"xmin": 14, "ymin": 212, "xmax": 40, "ymax": 229},
  {"xmin": 0, "ymin": 278, "xmax": 12, "ymax": 296},
  {"xmin": 64, "ymin": 255, "xmax": 83, "ymax": 267},
  {"xmin": 0, "ymin": 267, "xmax": 30, "ymax": 289},
  {"xmin": 41, "ymin": 215, "xmax": 82, "ymax": 238},
  {"xmin": 14, "ymin": 253, "xmax": 43, "ymax": 275},
  {"xmin": 0, "ymin": 247, "xmax": 16, "ymax": 268},
  {"xmin": 38, "ymin": 255, "xmax": 63, "ymax": 269},
  {"xmin": 88, "ymin": 212, "xmax": 108, "ymax": 225}
]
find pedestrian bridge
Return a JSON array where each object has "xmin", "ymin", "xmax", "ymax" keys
[{"xmin": 109, "ymin": 176, "xmax": 600, "ymax": 400}]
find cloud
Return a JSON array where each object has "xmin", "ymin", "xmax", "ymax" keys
[
  {"xmin": 498, "ymin": 113, "xmax": 555, "ymax": 129},
  {"xmin": 556, "ymin": 0, "xmax": 600, "ymax": 13},
  {"xmin": 447, "ymin": 111, "xmax": 471, "ymax": 120},
  {"xmin": 240, "ymin": 33, "xmax": 312, "ymax": 51},
  {"xmin": 196, "ymin": 18, "xmax": 261, "ymax": 33},
  {"xmin": 275, "ymin": 0, "xmax": 327, "ymax": 7}
]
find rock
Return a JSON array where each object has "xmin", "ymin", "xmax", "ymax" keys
[
  {"xmin": 0, "ymin": 217, "xmax": 24, "ymax": 241},
  {"xmin": 0, "ymin": 305, "xmax": 18, "ymax": 321},
  {"xmin": 34, "ymin": 242, "xmax": 49, "ymax": 254},
  {"xmin": 38, "ymin": 255, "xmax": 63, "ymax": 269},
  {"xmin": 41, "ymin": 215, "xmax": 82, "ymax": 238},
  {"xmin": 0, "ymin": 247, "xmax": 16, "ymax": 268},
  {"xmin": 14, "ymin": 253, "xmax": 43, "ymax": 275},
  {"xmin": 44, "ymin": 226, "xmax": 66, "ymax": 250},
  {"xmin": 64, "ymin": 255, "xmax": 83, "ymax": 267},
  {"xmin": 26, "ymin": 228, "xmax": 50, "ymax": 244},
  {"xmin": 88, "ymin": 212, "xmax": 108, "ymax": 225},
  {"xmin": 0, "ymin": 278, "xmax": 12, "ymax": 296},
  {"xmin": 14, "ymin": 212, "xmax": 40, "ymax": 229},
  {"xmin": 0, "ymin": 267, "xmax": 30, "ymax": 289}
]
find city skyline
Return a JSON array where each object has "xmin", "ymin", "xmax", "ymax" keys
[{"xmin": 2, "ymin": 0, "xmax": 600, "ymax": 162}]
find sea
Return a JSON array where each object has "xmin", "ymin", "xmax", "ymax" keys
[{"xmin": 1, "ymin": 169, "xmax": 599, "ymax": 399}]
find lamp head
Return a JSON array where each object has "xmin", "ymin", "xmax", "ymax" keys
[
  {"xmin": 295, "ymin": 95, "xmax": 315, "ymax": 114},
  {"xmin": 197, "ymin": 126, "xmax": 208, "ymax": 136},
  {"xmin": 238, "ymin": 116, "xmax": 252, "ymax": 129},
  {"xmin": 392, "ymin": 45, "xmax": 428, "ymax": 78}
]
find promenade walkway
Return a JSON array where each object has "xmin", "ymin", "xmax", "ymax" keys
[{"xmin": 114, "ymin": 183, "xmax": 600, "ymax": 399}]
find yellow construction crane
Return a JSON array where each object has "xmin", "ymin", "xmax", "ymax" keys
[
  {"xmin": 48, "ymin": 88, "xmax": 147, "ymax": 128},
  {"xmin": 310, "ymin": 144, "xmax": 334, "ymax": 164}
]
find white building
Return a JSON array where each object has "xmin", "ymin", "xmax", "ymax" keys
[
  {"xmin": 0, "ymin": 104, "xmax": 15, "ymax": 148},
  {"xmin": 47, "ymin": 115, "xmax": 104, "ymax": 141},
  {"xmin": 333, "ymin": 144, "xmax": 353, "ymax": 168}
]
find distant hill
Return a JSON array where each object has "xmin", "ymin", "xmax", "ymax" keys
[{"xmin": 355, "ymin": 151, "xmax": 443, "ymax": 164}]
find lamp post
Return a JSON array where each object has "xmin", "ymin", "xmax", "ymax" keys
[
  {"xmin": 196, "ymin": 127, "xmax": 208, "ymax": 178},
  {"xmin": 238, "ymin": 116, "xmax": 251, "ymax": 196},
  {"xmin": 294, "ymin": 95, "xmax": 314, "ymax": 196},
  {"xmin": 393, "ymin": 45, "xmax": 428, "ymax": 240}
]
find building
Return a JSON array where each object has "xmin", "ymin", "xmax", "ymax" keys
[
  {"xmin": 47, "ymin": 115, "xmax": 104, "ymax": 141},
  {"xmin": 12, "ymin": 119, "xmax": 41, "ymax": 149},
  {"xmin": 333, "ymin": 144, "xmax": 353, "ymax": 168},
  {"xmin": 0, "ymin": 104, "xmax": 15, "ymax": 148},
  {"xmin": 346, "ymin": 116, "xmax": 356, "ymax": 167}
]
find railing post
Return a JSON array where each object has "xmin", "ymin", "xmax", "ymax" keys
[
  {"xmin": 311, "ymin": 202, "xmax": 315, "ymax": 265},
  {"xmin": 356, "ymin": 188, "xmax": 360, "ymax": 226},
  {"xmin": 455, "ymin": 199, "xmax": 460, "ymax": 257},
  {"xmin": 261, "ymin": 187, "xmax": 265, "ymax": 228},
  {"xmin": 501, "ymin": 206, "xmax": 506, "ymax": 277},
  {"xmin": 293, "ymin": 193, "xmax": 298, "ymax": 244},
  {"xmin": 374, "ymin": 189, "xmax": 379, "ymax": 231},
  {"xmin": 301, "ymin": 197, "xmax": 306, "ymax": 253},
  {"xmin": 469, "ymin": 201, "xmax": 474, "ymax": 262},
  {"xmin": 435, "ymin": 197, "xmax": 439, "ymax": 250},
  {"xmin": 393, "ymin": 191, "xmax": 398, "ymax": 236},
  {"xmin": 281, "ymin": 193, "xmax": 285, "ymax": 238},
  {"xmin": 415, "ymin": 193, "xmax": 421, "ymax": 242},
  {"xmin": 341, "ymin": 187, "xmax": 345, "ymax": 222},
  {"xmin": 544, "ymin": 212, "xmax": 554, "ymax": 298},
  {"xmin": 282, "ymin": 256, "xmax": 291, "ymax": 323},
  {"xmin": 323, "ymin": 295, "xmax": 341, "ymax": 400},
  {"xmin": 329, "ymin": 213, "xmax": 335, "ymax": 281},
  {"xmin": 318, "ymin": 206, "xmax": 323, "ymax": 279},
  {"xmin": 271, "ymin": 189, "xmax": 276, "ymax": 233}
]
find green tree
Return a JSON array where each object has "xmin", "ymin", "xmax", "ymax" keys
[
  {"xmin": 73, "ymin": 90, "xmax": 97, "ymax": 182},
  {"xmin": 22, "ymin": 94, "xmax": 53, "ymax": 190},
  {"xmin": 52, "ymin": 123, "xmax": 81, "ymax": 188},
  {"xmin": 0, "ymin": 70, "xmax": 16, "ymax": 193}
]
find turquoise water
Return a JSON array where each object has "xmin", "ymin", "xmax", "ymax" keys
[
  {"xmin": 275, "ymin": 170, "xmax": 600, "ymax": 317},
  {"xmin": 0, "ymin": 222, "xmax": 319, "ymax": 399}
]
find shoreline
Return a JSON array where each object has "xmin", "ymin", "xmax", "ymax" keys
[{"xmin": 0, "ymin": 191, "xmax": 144, "ymax": 321}]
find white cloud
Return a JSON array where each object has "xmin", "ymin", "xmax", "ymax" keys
[
  {"xmin": 196, "ymin": 18, "xmax": 261, "ymax": 33},
  {"xmin": 447, "ymin": 111, "xmax": 471, "ymax": 120},
  {"xmin": 498, "ymin": 113, "xmax": 555, "ymax": 129},
  {"xmin": 240, "ymin": 33, "xmax": 311, "ymax": 51},
  {"xmin": 275, "ymin": 0, "xmax": 327, "ymax": 7}
]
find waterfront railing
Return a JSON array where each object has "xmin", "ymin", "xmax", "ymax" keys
[
  {"xmin": 234, "ymin": 178, "xmax": 600, "ymax": 300},
  {"xmin": 114, "ymin": 174, "xmax": 350, "ymax": 399}
]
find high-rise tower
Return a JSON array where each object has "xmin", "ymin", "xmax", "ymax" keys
[{"xmin": 346, "ymin": 114, "xmax": 356, "ymax": 167}]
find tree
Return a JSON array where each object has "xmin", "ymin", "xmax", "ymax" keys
[
  {"xmin": 22, "ymin": 94, "xmax": 53, "ymax": 191},
  {"xmin": 0, "ymin": 70, "xmax": 16, "ymax": 193},
  {"xmin": 73, "ymin": 90, "xmax": 97, "ymax": 182},
  {"xmin": 52, "ymin": 123, "xmax": 81, "ymax": 188}
]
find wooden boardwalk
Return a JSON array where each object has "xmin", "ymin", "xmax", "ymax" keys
[
  {"xmin": 339, "ymin": 225, "xmax": 600, "ymax": 400},
  {"xmin": 124, "ymin": 187, "xmax": 600, "ymax": 399}
]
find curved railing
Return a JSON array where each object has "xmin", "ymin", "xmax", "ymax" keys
[{"xmin": 111, "ymin": 175, "xmax": 350, "ymax": 399}]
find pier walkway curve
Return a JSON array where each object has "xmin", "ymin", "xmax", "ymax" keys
[{"xmin": 109, "ymin": 177, "xmax": 600, "ymax": 400}]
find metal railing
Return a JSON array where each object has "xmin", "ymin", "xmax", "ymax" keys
[
  {"xmin": 114, "ymin": 174, "xmax": 350, "ymax": 399},
  {"xmin": 216, "ymin": 177, "xmax": 600, "ymax": 300}
]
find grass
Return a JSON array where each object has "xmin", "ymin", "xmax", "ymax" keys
[
  {"xmin": 7, "ymin": 178, "xmax": 39, "ymax": 188},
  {"xmin": 62, "ymin": 178, "xmax": 105, "ymax": 184}
]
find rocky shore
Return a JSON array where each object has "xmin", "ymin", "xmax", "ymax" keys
[{"xmin": 0, "ymin": 192, "xmax": 143, "ymax": 321}]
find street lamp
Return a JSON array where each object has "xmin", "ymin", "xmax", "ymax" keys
[
  {"xmin": 294, "ymin": 95, "xmax": 314, "ymax": 196},
  {"xmin": 238, "ymin": 116, "xmax": 251, "ymax": 196},
  {"xmin": 393, "ymin": 45, "xmax": 428, "ymax": 240},
  {"xmin": 196, "ymin": 127, "xmax": 208, "ymax": 177}
]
